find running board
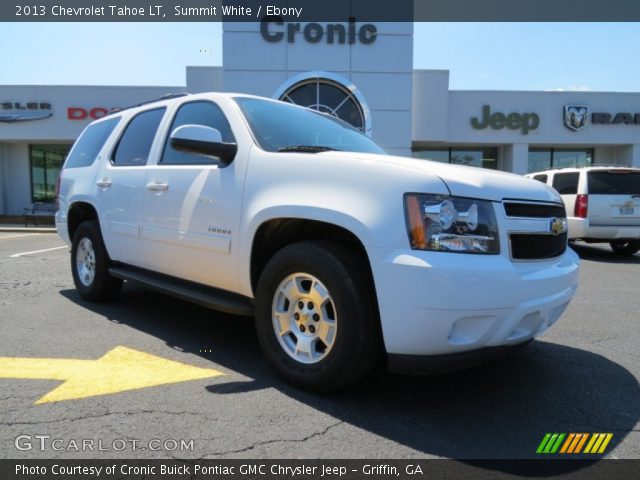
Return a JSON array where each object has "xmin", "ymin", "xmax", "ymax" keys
[{"xmin": 109, "ymin": 266, "xmax": 254, "ymax": 317}]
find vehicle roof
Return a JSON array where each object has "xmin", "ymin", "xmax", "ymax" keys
[
  {"xmin": 527, "ymin": 165, "xmax": 640, "ymax": 175},
  {"xmin": 84, "ymin": 92, "xmax": 318, "ymax": 131},
  {"xmin": 104, "ymin": 91, "xmax": 281, "ymax": 117}
]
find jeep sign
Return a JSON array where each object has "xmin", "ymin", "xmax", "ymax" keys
[{"xmin": 471, "ymin": 105, "xmax": 540, "ymax": 134}]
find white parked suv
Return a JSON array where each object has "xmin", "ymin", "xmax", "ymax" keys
[
  {"xmin": 527, "ymin": 166, "xmax": 640, "ymax": 256},
  {"xmin": 56, "ymin": 93, "xmax": 579, "ymax": 391}
]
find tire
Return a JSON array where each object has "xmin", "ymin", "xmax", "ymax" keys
[
  {"xmin": 255, "ymin": 241, "xmax": 382, "ymax": 392},
  {"xmin": 609, "ymin": 240, "xmax": 640, "ymax": 256},
  {"xmin": 71, "ymin": 220, "xmax": 122, "ymax": 301}
]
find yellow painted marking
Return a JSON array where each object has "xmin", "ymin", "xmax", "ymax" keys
[
  {"xmin": 597, "ymin": 433, "xmax": 613, "ymax": 454},
  {"xmin": 0, "ymin": 346, "xmax": 224, "ymax": 404}
]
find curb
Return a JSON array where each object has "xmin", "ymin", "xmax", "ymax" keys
[{"xmin": 0, "ymin": 227, "xmax": 56, "ymax": 233}]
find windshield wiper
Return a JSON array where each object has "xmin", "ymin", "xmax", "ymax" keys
[{"xmin": 278, "ymin": 145, "xmax": 339, "ymax": 153}]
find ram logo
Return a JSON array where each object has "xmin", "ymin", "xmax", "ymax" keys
[{"xmin": 564, "ymin": 105, "xmax": 589, "ymax": 132}]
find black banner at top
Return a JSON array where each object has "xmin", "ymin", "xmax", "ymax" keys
[{"xmin": 4, "ymin": 0, "xmax": 640, "ymax": 22}]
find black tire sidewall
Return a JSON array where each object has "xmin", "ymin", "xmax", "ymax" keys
[
  {"xmin": 255, "ymin": 241, "xmax": 379, "ymax": 391},
  {"xmin": 71, "ymin": 220, "xmax": 121, "ymax": 300},
  {"xmin": 610, "ymin": 240, "xmax": 640, "ymax": 256}
]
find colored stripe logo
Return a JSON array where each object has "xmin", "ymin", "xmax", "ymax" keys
[{"xmin": 536, "ymin": 433, "xmax": 613, "ymax": 454}]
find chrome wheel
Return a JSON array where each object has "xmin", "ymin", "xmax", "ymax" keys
[
  {"xmin": 272, "ymin": 273, "xmax": 338, "ymax": 364},
  {"xmin": 75, "ymin": 237, "xmax": 96, "ymax": 287}
]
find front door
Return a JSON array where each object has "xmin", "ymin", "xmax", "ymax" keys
[{"xmin": 140, "ymin": 100, "xmax": 243, "ymax": 292}]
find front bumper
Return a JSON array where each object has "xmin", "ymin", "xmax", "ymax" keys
[{"xmin": 369, "ymin": 246, "xmax": 579, "ymax": 357}]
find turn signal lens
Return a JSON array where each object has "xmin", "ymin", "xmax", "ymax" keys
[
  {"xmin": 406, "ymin": 195, "xmax": 427, "ymax": 249},
  {"xmin": 575, "ymin": 194, "xmax": 588, "ymax": 218}
]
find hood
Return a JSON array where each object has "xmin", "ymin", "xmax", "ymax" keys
[{"xmin": 323, "ymin": 151, "xmax": 563, "ymax": 204}]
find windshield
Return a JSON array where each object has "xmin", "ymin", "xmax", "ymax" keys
[{"xmin": 235, "ymin": 97, "xmax": 386, "ymax": 155}]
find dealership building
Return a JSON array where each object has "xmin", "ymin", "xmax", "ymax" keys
[{"xmin": 2, "ymin": 21, "xmax": 640, "ymax": 215}]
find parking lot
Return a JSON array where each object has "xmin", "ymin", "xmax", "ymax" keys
[{"xmin": 0, "ymin": 231, "xmax": 638, "ymax": 460}]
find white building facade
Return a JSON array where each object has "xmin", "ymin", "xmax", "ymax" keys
[{"xmin": 2, "ymin": 21, "xmax": 640, "ymax": 215}]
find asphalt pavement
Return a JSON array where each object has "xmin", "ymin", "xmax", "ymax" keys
[{"xmin": 0, "ymin": 232, "xmax": 638, "ymax": 461}]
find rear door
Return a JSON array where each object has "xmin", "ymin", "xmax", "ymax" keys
[
  {"xmin": 95, "ymin": 107, "xmax": 166, "ymax": 265},
  {"xmin": 587, "ymin": 169, "xmax": 640, "ymax": 226}
]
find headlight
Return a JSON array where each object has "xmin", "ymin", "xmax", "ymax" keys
[{"xmin": 404, "ymin": 194, "xmax": 500, "ymax": 254}]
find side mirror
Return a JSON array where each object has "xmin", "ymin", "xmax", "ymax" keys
[{"xmin": 169, "ymin": 124, "xmax": 237, "ymax": 164}]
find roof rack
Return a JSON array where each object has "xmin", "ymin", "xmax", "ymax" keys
[
  {"xmin": 585, "ymin": 163, "xmax": 632, "ymax": 168},
  {"xmin": 108, "ymin": 92, "xmax": 190, "ymax": 115},
  {"xmin": 546, "ymin": 163, "xmax": 630, "ymax": 171}
]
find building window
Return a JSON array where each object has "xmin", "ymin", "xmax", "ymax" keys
[
  {"xmin": 528, "ymin": 149, "xmax": 552, "ymax": 173},
  {"xmin": 412, "ymin": 149, "xmax": 449, "ymax": 163},
  {"xmin": 274, "ymin": 72, "xmax": 371, "ymax": 135},
  {"xmin": 553, "ymin": 149, "xmax": 593, "ymax": 169},
  {"xmin": 412, "ymin": 147, "xmax": 498, "ymax": 169},
  {"xmin": 528, "ymin": 148, "xmax": 593, "ymax": 172},
  {"xmin": 30, "ymin": 144, "xmax": 70, "ymax": 203}
]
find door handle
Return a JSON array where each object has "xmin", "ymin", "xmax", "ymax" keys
[
  {"xmin": 146, "ymin": 180, "xmax": 169, "ymax": 192},
  {"xmin": 95, "ymin": 178, "xmax": 112, "ymax": 188}
]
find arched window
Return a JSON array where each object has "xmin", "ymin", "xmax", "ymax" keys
[{"xmin": 275, "ymin": 72, "xmax": 371, "ymax": 135}]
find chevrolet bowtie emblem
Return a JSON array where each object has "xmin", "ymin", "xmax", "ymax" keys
[{"xmin": 549, "ymin": 217, "xmax": 568, "ymax": 236}]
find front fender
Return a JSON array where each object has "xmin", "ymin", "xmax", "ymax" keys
[{"xmin": 237, "ymin": 205, "xmax": 374, "ymax": 297}]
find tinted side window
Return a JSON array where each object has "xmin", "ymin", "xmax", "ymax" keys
[
  {"xmin": 552, "ymin": 172, "xmax": 580, "ymax": 195},
  {"xmin": 162, "ymin": 101, "xmax": 234, "ymax": 165},
  {"xmin": 113, "ymin": 108, "xmax": 165, "ymax": 166},
  {"xmin": 533, "ymin": 174, "xmax": 548, "ymax": 184},
  {"xmin": 65, "ymin": 117, "xmax": 120, "ymax": 168}
]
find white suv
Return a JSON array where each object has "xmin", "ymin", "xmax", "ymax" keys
[
  {"xmin": 56, "ymin": 92, "xmax": 579, "ymax": 391},
  {"xmin": 527, "ymin": 166, "xmax": 640, "ymax": 256}
]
